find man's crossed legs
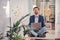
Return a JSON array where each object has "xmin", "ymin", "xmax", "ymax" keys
[{"xmin": 30, "ymin": 27, "xmax": 47, "ymax": 37}]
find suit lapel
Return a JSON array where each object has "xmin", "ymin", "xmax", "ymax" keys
[
  {"xmin": 38, "ymin": 15, "xmax": 40, "ymax": 22},
  {"xmin": 33, "ymin": 15, "xmax": 35, "ymax": 22}
]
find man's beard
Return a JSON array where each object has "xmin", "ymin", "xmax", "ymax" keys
[{"xmin": 35, "ymin": 13, "xmax": 38, "ymax": 15}]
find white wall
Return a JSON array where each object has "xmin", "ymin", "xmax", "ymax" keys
[
  {"xmin": 55, "ymin": 0, "xmax": 60, "ymax": 38},
  {"xmin": 0, "ymin": 0, "xmax": 10, "ymax": 40},
  {"xmin": 10, "ymin": 0, "xmax": 33, "ymax": 26}
]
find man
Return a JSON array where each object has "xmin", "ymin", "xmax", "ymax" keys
[
  {"xmin": 22, "ymin": 7, "xmax": 47, "ymax": 37},
  {"xmin": 29, "ymin": 7, "xmax": 47, "ymax": 37}
]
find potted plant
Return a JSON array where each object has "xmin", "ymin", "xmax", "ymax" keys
[{"xmin": 7, "ymin": 13, "xmax": 30, "ymax": 40}]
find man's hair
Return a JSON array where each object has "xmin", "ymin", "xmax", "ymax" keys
[{"xmin": 33, "ymin": 7, "xmax": 40, "ymax": 10}]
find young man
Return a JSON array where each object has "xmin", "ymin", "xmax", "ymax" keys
[{"xmin": 29, "ymin": 7, "xmax": 47, "ymax": 37}]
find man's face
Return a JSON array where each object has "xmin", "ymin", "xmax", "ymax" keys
[{"xmin": 33, "ymin": 8, "xmax": 39, "ymax": 15}]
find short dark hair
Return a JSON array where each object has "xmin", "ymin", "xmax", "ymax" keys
[{"xmin": 33, "ymin": 7, "xmax": 39, "ymax": 10}]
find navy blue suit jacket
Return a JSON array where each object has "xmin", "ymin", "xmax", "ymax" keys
[{"xmin": 29, "ymin": 15, "xmax": 45, "ymax": 27}]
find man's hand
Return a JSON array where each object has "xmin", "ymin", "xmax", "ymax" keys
[
  {"xmin": 31, "ymin": 23, "xmax": 41, "ymax": 29},
  {"xmin": 22, "ymin": 22, "xmax": 26, "ymax": 27}
]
